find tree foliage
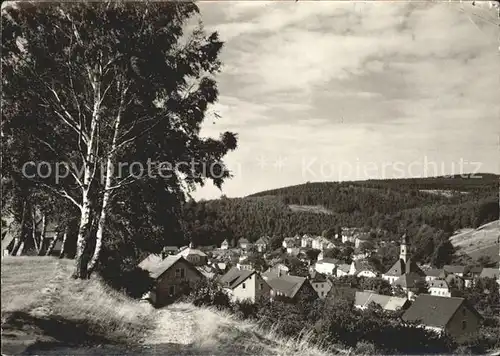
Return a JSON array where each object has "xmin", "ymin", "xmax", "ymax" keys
[{"xmin": 2, "ymin": 1, "xmax": 237, "ymax": 277}]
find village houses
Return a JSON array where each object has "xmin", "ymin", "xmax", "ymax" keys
[
  {"xmin": 220, "ymin": 239, "xmax": 230, "ymax": 250},
  {"xmin": 262, "ymin": 263, "xmax": 290, "ymax": 280},
  {"xmin": 428, "ymin": 279, "xmax": 457, "ymax": 297},
  {"xmin": 314, "ymin": 258, "xmax": 338, "ymax": 275},
  {"xmin": 219, "ymin": 265, "xmax": 271, "ymax": 303},
  {"xmin": 176, "ymin": 243, "xmax": 208, "ymax": 266},
  {"xmin": 309, "ymin": 272, "xmax": 333, "ymax": 299},
  {"xmin": 266, "ymin": 274, "xmax": 316, "ymax": 301},
  {"xmin": 402, "ymin": 295, "xmax": 482, "ymax": 342},
  {"xmin": 138, "ymin": 255, "xmax": 205, "ymax": 307},
  {"xmin": 354, "ymin": 291, "xmax": 410, "ymax": 311},
  {"xmin": 255, "ymin": 235, "xmax": 270, "ymax": 252},
  {"xmin": 336, "ymin": 263, "xmax": 351, "ymax": 278},
  {"xmin": 238, "ymin": 238, "xmax": 250, "ymax": 250}
]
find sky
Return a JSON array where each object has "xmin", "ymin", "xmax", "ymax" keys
[{"xmin": 191, "ymin": 1, "xmax": 499, "ymax": 200}]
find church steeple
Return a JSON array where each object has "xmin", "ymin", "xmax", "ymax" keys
[{"xmin": 399, "ymin": 233, "xmax": 410, "ymax": 263}]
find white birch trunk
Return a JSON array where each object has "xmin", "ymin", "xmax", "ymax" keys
[
  {"xmin": 87, "ymin": 84, "xmax": 126, "ymax": 275},
  {"xmin": 45, "ymin": 229, "xmax": 60, "ymax": 256},
  {"xmin": 59, "ymin": 228, "xmax": 69, "ymax": 258},
  {"xmin": 31, "ymin": 207, "xmax": 41, "ymax": 254},
  {"xmin": 38, "ymin": 214, "xmax": 46, "ymax": 255},
  {"xmin": 73, "ymin": 72, "xmax": 101, "ymax": 279}
]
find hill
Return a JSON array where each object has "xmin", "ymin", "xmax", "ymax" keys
[
  {"xmin": 450, "ymin": 220, "xmax": 500, "ymax": 264},
  {"xmin": 1, "ymin": 257, "xmax": 335, "ymax": 356},
  {"xmin": 183, "ymin": 175, "xmax": 498, "ymax": 264}
]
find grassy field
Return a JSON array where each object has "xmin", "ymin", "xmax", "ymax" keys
[
  {"xmin": 288, "ymin": 204, "xmax": 334, "ymax": 215},
  {"xmin": 450, "ymin": 220, "xmax": 500, "ymax": 262},
  {"xmin": 1, "ymin": 256, "xmax": 339, "ymax": 355}
]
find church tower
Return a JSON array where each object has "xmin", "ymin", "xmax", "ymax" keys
[{"xmin": 399, "ymin": 233, "xmax": 410, "ymax": 263}]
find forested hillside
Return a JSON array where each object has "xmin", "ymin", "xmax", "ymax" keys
[{"xmin": 182, "ymin": 174, "xmax": 499, "ymax": 264}]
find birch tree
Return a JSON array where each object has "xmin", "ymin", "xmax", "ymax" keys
[{"xmin": 2, "ymin": 1, "xmax": 237, "ymax": 278}]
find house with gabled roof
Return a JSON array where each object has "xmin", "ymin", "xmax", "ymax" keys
[
  {"xmin": 262, "ymin": 263, "xmax": 290, "ymax": 281},
  {"xmin": 349, "ymin": 260, "xmax": 378, "ymax": 278},
  {"xmin": 266, "ymin": 274, "xmax": 316, "ymax": 301},
  {"xmin": 255, "ymin": 236, "xmax": 270, "ymax": 252},
  {"xmin": 428, "ymin": 279, "xmax": 459, "ymax": 298},
  {"xmin": 402, "ymin": 295, "xmax": 482, "ymax": 342},
  {"xmin": 354, "ymin": 233, "xmax": 371, "ymax": 249},
  {"xmin": 220, "ymin": 239, "xmax": 230, "ymax": 250},
  {"xmin": 443, "ymin": 265, "xmax": 469, "ymax": 277},
  {"xmin": 138, "ymin": 255, "xmax": 205, "ymax": 306},
  {"xmin": 309, "ymin": 272, "xmax": 332, "ymax": 299},
  {"xmin": 219, "ymin": 265, "xmax": 270, "ymax": 303},
  {"xmin": 176, "ymin": 243, "xmax": 208, "ymax": 266},
  {"xmin": 238, "ymin": 238, "xmax": 251, "ymax": 250},
  {"xmin": 282, "ymin": 237, "xmax": 297, "ymax": 249},
  {"xmin": 336, "ymin": 263, "xmax": 351, "ymax": 278},
  {"xmin": 479, "ymin": 267, "xmax": 500, "ymax": 280},
  {"xmin": 424, "ymin": 268, "xmax": 448, "ymax": 282},
  {"xmin": 314, "ymin": 258, "xmax": 339, "ymax": 275},
  {"xmin": 354, "ymin": 291, "xmax": 409, "ymax": 311}
]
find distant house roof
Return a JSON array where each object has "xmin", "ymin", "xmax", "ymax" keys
[
  {"xmin": 255, "ymin": 236, "xmax": 270, "ymax": 245},
  {"xmin": 385, "ymin": 296, "xmax": 410, "ymax": 311},
  {"xmin": 317, "ymin": 258, "xmax": 339, "ymax": 265},
  {"xmin": 270, "ymin": 263, "xmax": 289, "ymax": 271},
  {"xmin": 425, "ymin": 268, "xmax": 447, "ymax": 278},
  {"xmin": 443, "ymin": 265, "xmax": 468, "ymax": 275},
  {"xmin": 428, "ymin": 279, "xmax": 449, "ymax": 289},
  {"xmin": 139, "ymin": 255, "xmax": 203, "ymax": 280},
  {"xmin": 479, "ymin": 268, "xmax": 500, "ymax": 279},
  {"xmin": 162, "ymin": 246, "xmax": 179, "ymax": 252},
  {"xmin": 467, "ymin": 266, "xmax": 483, "ymax": 276},
  {"xmin": 177, "ymin": 247, "xmax": 207, "ymax": 257},
  {"xmin": 402, "ymin": 295, "xmax": 481, "ymax": 328},
  {"xmin": 353, "ymin": 260, "xmax": 377, "ymax": 273},
  {"xmin": 355, "ymin": 291, "xmax": 409, "ymax": 311},
  {"xmin": 239, "ymin": 238, "xmax": 250, "ymax": 244},
  {"xmin": 394, "ymin": 272, "xmax": 423, "ymax": 289},
  {"xmin": 283, "ymin": 237, "xmax": 296, "ymax": 243},
  {"xmin": 309, "ymin": 271, "xmax": 328, "ymax": 283},
  {"xmin": 356, "ymin": 233, "xmax": 371, "ymax": 241},
  {"xmin": 385, "ymin": 258, "xmax": 425, "ymax": 277},
  {"xmin": 219, "ymin": 267, "xmax": 255, "ymax": 290},
  {"xmin": 337, "ymin": 264, "xmax": 351, "ymax": 273},
  {"xmin": 266, "ymin": 275, "xmax": 308, "ymax": 298}
]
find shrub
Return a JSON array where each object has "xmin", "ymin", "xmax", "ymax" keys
[
  {"xmin": 354, "ymin": 341, "xmax": 377, "ymax": 355},
  {"xmin": 232, "ymin": 299, "xmax": 259, "ymax": 320},
  {"xmin": 185, "ymin": 279, "xmax": 231, "ymax": 311}
]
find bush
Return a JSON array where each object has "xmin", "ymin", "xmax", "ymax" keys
[
  {"xmin": 184, "ymin": 279, "xmax": 231, "ymax": 311},
  {"xmin": 354, "ymin": 341, "xmax": 377, "ymax": 355},
  {"xmin": 232, "ymin": 299, "xmax": 259, "ymax": 320}
]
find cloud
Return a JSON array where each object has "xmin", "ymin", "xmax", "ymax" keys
[{"xmin": 193, "ymin": 1, "xmax": 499, "ymax": 199}]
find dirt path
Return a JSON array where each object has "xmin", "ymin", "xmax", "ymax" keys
[{"xmin": 140, "ymin": 303, "xmax": 199, "ymax": 354}]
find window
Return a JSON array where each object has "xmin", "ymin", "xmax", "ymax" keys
[
  {"xmin": 169, "ymin": 285, "xmax": 175, "ymax": 295},
  {"xmin": 242, "ymin": 283, "xmax": 246, "ymax": 289},
  {"xmin": 462, "ymin": 308, "xmax": 466, "ymax": 316},
  {"xmin": 321, "ymin": 291, "xmax": 324, "ymax": 296},
  {"xmin": 175, "ymin": 268, "xmax": 185, "ymax": 278},
  {"xmin": 259, "ymin": 283, "xmax": 263, "ymax": 290},
  {"xmin": 321, "ymin": 284, "xmax": 324, "ymax": 288},
  {"xmin": 462, "ymin": 320, "xmax": 467, "ymax": 330}
]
